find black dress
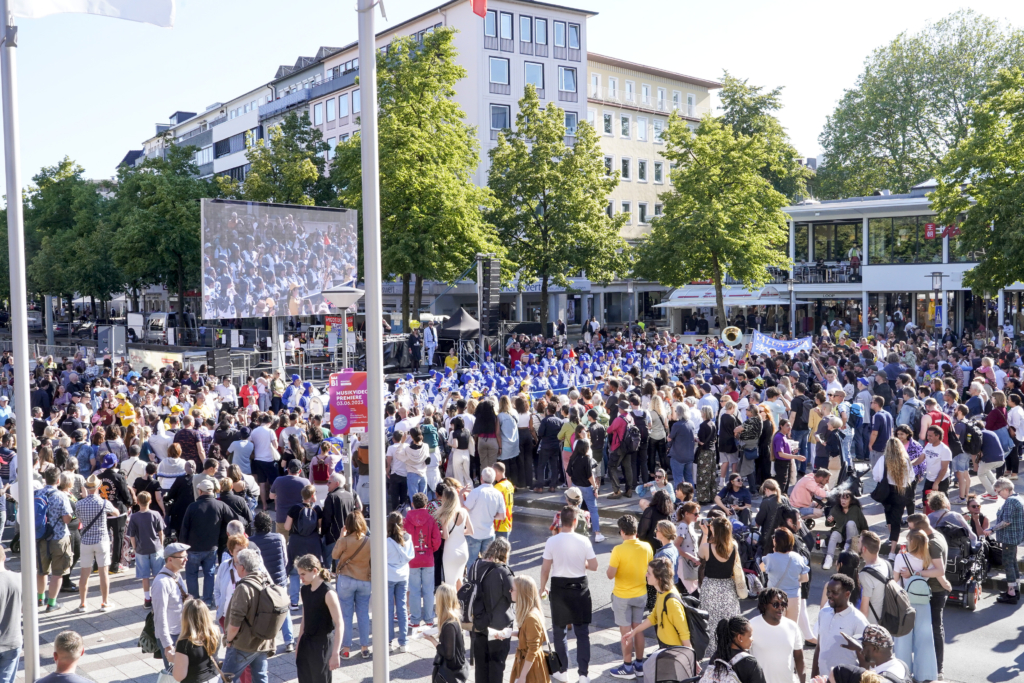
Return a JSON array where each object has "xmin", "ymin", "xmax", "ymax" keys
[
  {"xmin": 174, "ymin": 639, "xmax": 216, "ymax": 683},
  {"xmin": 433, "ymin": 620, "xmax": 468, "ymax": 682},
  {"xmin": 297, "ymin": 581, "xmax": 334, "ymax": 683}
]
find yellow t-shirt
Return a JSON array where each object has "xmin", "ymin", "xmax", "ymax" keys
[
  {"xmin": 445, "ymin": 355, "xmax": 458, "ymax": 371},
  {"xmin": 114, "ymin": 402, "xmax": 136, "ymax": 427},
  {"xmin": 609, "ymin": 538, "xmax": 653, "ymax": 599},
  {"xmin": 649, "ymin": 591, "xmax": 690, "ymax": 645},
  {"xmin": 493, "ymin": 479, "xmax": 515, "ymax": 533}
]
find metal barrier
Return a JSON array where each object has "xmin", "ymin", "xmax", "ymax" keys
[{"xmin": 32, "ymin": 344, "xmax": 88, "ymax": 361}]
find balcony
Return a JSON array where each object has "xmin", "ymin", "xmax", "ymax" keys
[
  {"xmin": 259, "ymin": 89, "xmax": 311, "ymax": 120},
  {"xmin": 789, "ymin": 263, "xmax": 859, "ymax": 284},
  {"xmin": 656, "ymin": 99, "xmax": 668, "ymax": 112},
  {"xmin": 687, "ymin": 104, "xmax": 697, "ymax": 118},
  {"xmin": 311, "ymin": 69, "xmax": 358, "ymax": 99},
  {"xmin": 554, "ymin": 45, "xmax": 567, "ymax": 59},
  {"xmin": 558, "ymin": 90, "xmax": 578, "ymax": 102},
  {"xmin": 489, "ymin": 82, "xmax": 511, "ymax": 95},
  {"xmin": 723, "ymin": 268, "xmax": 791, "ymax": 286}
]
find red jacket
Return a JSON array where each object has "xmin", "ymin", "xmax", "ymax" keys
[
  {"xmin": 608, "ymin": 414, "xmax": 633, "ymax": 452},
  {"xmin": 406, "ymin": 508, "xmax": 442, "ymax": 569}
]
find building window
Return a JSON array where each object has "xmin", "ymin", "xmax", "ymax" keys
[
  {"xmin": 638, "ymin": 159, "xmax": 647, "ymax": 182},
  {"xmin": 564, "ymin": 112, "xmax": 578, "ymax": 135},
  {"xmin": 620, "ymin": 115, "xmax": 630, "ymax": 138},
  {"xmin": 591, "ymin": 73, "xmax": 600, "ymax": 97},
  {"xmin": 587, "ymin": 109, "xmax": 596, "ymax": 126},
  {"xmin": 653, "ymin": 119, "xmax": 663, "ymax": 143},
  {"xmin": 637, "ymin": 117, "xmax": 648, "ymax": 141},
  {"xmin": 625, "ymin": 81, "xmax": 635, "ymax": 102},
  {"xmin": 654, "ymin": 203, "xmax": 663, "ymax": 217},
  {"xmin": 558, "ymin": 66, "xmax": 576, "ymax": 92},
  {"xmin": 313, "ymin": 103, "xmax": 323, "ymax": 126},
  {"xmin": 621, "ymin": 201, "xmax": 632, "ymax": 223},
  {"xmin": 525, "ymin": 62, "xmax": 544, "ymax": 90},
  {"xmin": 520, "ymin": 15, "xmax": 532, "ymax": 42},
  {"xmin": 484, "ymin": 10, "xmax": 497, "ymax": 36},
  {"xmin": 672, "ymin": 91, "xmax": 681, "ymax": 110},
  {"xmin": 535, "ymin": 18, "xmax": 547, "ymax": 44},
  {"xmin": 603, "ymin": 112, "xmax": 613, "ymax": 135},
  {"xmin": 327, "ymin": 137, "xmax": 336, "ymax": 160},
  {"xmin": 340, "ymin": 133, "xmax": 349, "ymax": 142},
  {"xmin": 795, "ymin": 223, "xmax": 809, "ymax": 262},
  {"xmin": 621, "ymin": 158, "xmax": 631, "ymax": 180},
  {"xmin": 811, "ymin": 221, "xmax": 864, "ymax": 262},
  {"xmin": 641, "ymin": 84, "xmax": 651, "ymax": 105},
  {"xmin": 353, "ymin": 89, "xmax": 361, "ymax": 114},
  {"xmin": 604, "ymin": 156, "xmax": 613, "ymax": 176},
  {"xmin": 608, "ymin": 77, "xmax": 618, "ymax": 99},
  {"xmin": 490, "ymin": 57, "xmax": 510, "ymax": 84},
  {"xmin": 639, "ymin": 203, "xmax": 649, "ymax": 224},
  {"xmin": 554, "ymin": 21, "xmax": 566, "ymax": 47},
  {"xmin": 657, "ymin": 87, "xmax": 666, "ymax": 108},
  {"xmin": 606, "ymin": 200, "xmax": 614, "ymax": 218},
  {"xmin": 491, "ymin": 104, "xmax": 511, "ymax": 132},
  {"xmin": 326, "ymin": 98, "xmax": 336, "ymax": 122},
  {"xmin": 339, "ymin": 93, "xmax": 350, "ymax": 118},
  {"xmin": 194, "ymin": 145, "xmax": 213, "ymax": 166},
  {"xmin": 568, "ymin": 23, "xmax": 580, "ymax": 49},
  {"xmin": 654, "ymin": 161, "xmax": 663, "ymax": 184},
  {"xmin": 866, "ymin": 216, "xmax": 942, "ymax": 264},
  {"xmin": 499, "ymin": 12, "xmax": 513, "ymax": 39},
  {"xmin": 687, "ymin": 93, "xmax": 696, "ymax": 116}
]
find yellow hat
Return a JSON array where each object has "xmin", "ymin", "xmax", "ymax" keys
[
  {"xmin": 170, "ymin": 404, "xmax": 184, "ymax": 413},
  {"xmin": 115, "ymin": 393, "xmax": 126, "ymax": 399}
]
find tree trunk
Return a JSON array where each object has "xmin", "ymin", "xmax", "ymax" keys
[
  {"xmin": 401, "ymin": 273, "xmax": 411, "ymax": 332},
  {"xmin": 90, "ymin": 295, "xmax": 96, "ymax": 321},
  {"xmin": 712, "ymin": 254, "xmax": 726, "ymax": 334},
  {"xmin": 177, "ymin": 255, "xmax": 187, "ymax": 318},
  {"xmin": 413, "ymin": 276, "xmax": 423, "ymax": 323},
  {"xmin": 540, "ymin": 275, "xmax": 549, "ymax": 337}
]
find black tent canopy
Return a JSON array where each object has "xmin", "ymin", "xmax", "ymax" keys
[{"xmin": 439, "ymin": 307, "xmax": 479, "ymax": 339}]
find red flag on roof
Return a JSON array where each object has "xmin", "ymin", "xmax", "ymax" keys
[{"xmin": 471, "ymin": 0, "xmax": 487, "ymax": 18}]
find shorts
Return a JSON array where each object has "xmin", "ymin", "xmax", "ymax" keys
[
  {"xmin": 721, "ymin": 452, "xmax": 739, "ymax": 466},
  {"xmin": 953, "ymin": 453, "xmax": 971, "ymax": 473},
  {"xmin": 38, "ymin": 536, "xmax": 73, "ymax": 577},
  {"xmin": 80, "ymin": 542, "xmax": 112, "ymax": 569},
  {"xmin": 611, "ymin": 594, "xmax": 647, "ymax": 627},
  {"xmin": 252, "ymin": 460, "xmax": 278, "ymax": 485},
  {"xmin": 136, "ymin": 551, "xmax": 164, "ymax": 579}
]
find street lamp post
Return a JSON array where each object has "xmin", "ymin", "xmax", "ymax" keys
[
  {"xmin": 787, "ymin": 278, "xmax": 795, "ymax": 338},
  {"xmin": 930, "ymin": 272, "xmax": 944, "ymax": 342}
]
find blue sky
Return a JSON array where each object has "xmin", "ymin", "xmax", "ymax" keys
[{"xmin": 3, "ymin": 0, "xmax": 1024, "ymax": 192}]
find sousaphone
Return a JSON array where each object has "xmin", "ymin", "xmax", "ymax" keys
[{"xmin": 721, "ymin": 326, "xmax": 745, "ymax": 347}]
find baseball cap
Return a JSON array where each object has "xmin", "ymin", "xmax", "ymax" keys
[
  {"xmin": 101, "ymin": 454, "xmax": 118, "ymax": 470},
  {"xmin": 115, "ymin": 392, "xmax": 126, "ymax": 399},
  {"xmin": 860, "ymin": 624, "xmax": 894, "ymax": 649},
  {"xmin": 162, "ymin": 543, "xmax": 190, "ymax": 559},
  {"xmin": 197, "ymin": 479, "xmax": 216, "ymax": 493}
]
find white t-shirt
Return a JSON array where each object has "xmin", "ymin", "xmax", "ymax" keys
[
  {"xmin": 228, "ymin": 439, "xmax": 255, "ymax": 473},
  {"xmin": 816, "ymin": 605, "xmax": 869, "ymax": 676},
  {"xmin": 922, "ymin": 441, "xmax": 952, "ymax": 482},
  {"xmin": 542, "ymin": 530, "xmax": 596, "ymax": 578},
  {"xmin": 748, "ymin": 615, "xmax": 802, "ymax": 683},
  {"xmin": 278, "ymin": 425, "xmax": 304, "ymax": 450},
  {"xmin": 250, "ymin": 425, "xmax": 278, "ymax": 463}
]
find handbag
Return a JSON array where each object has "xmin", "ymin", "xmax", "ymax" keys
[
  {"xmin": 870, "ymin": 461, "xmax": 891, "ymax": 504},
  {"xmin": 138, "ymin": 611, "xmax": 162, "ymax": 658},
  {"xmin": 543, "ymin": 635, "xmax": 563, "ymax": 677},
  {"xmin": 156, "ymin": 669, "xmax": 176, "ymax": 683}
]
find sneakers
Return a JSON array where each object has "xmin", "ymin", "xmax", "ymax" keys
[
  {"xmin": 144, "ymin": 598, "xmax": 153, "ymax": 610},
  {"xmin": 397, "ymin": 645, "xmax": 407, "ymax": 653},
  {"xmin": 361, "ymin": 649, "xmax": 371, "ymax": 659},
  {"xmin": 75, "ymin": 604, "xmax": 88, "ymax": 614},
  {"xmin": 579, "ymin": 677, "xmax": 590, "ymax": 683},
  {"xmin": 822, "ymin": 555, "xmax": 834, "ymax": 570},
  {"xmin": 283, "ymin": 643, "xmax": 295, "ymax": 653},
  {"xmin": 609, "ymin": 663, "xmax": 635, "ymax": 679},
  {"xmin": 983, "ymin": 494, "xmax": 999, "ymax": 501},
  {"xmin": 290, "ymin": 603, "xmax": 301, "ymax": 611},
  {"xmin": 551, "ymin": 672, "xmax": 568, "ymax": 682},
  {"xmin": 595, "ymin": 532, "xmax": 606, "ymax": 543},
  {"xmin": 997, "ymin": 591, "xmax": 1019, "ymax": 604},
  {"xmin": 99, "ymin": 603, "xmax": 110, "ymax": 613},
  {"xmin": 608, "ymin": 491, "xmax": 623, "ymax": 500},
  {"xmin": 634, "ymin": 659, "xmax": 644, "ymax": 676},
  {"xmin": 45, "ymin": 603, "xmax": 63, "ymax": 614}
]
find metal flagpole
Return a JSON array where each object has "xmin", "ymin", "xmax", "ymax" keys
[
  {"xmin": 356, "ymin": 0, "xmax": 388, "ymax": 681},
  {"xmin": 0, "ymin": 1, "xmax": 40, "ymax": 678}
]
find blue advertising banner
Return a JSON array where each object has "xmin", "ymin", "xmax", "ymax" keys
[{"xmin": 749, "ymin": 330, "xmax": 813, "ymax": 356}]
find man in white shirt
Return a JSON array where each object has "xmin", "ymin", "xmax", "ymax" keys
[
  {"xmin": 250, "ymin": 414, "xmax": 280, "ymax": 509},
  {"xmin": 539, "ymin": 505, "xmax": 599, "ymax": 683},
  {"xmin": 749, "ymin": 588, "xmax": 803, "ymax": 683},
  {"xmin": 213, "ymin": 376, "xmax": 238, "ymax": 414},
  {"xmin": 921, "ymin": 425, "xmax": 952, "ymax": 493},
  {"xmin": 813, "ymin": 574, "xmax": 869, "ymax": 678},
  {"xmin": 423, "ymin": 321, "xmax": 437, "ymax": 369},
  {"xmin": 463, "ymin": 467, "xmax": 507, "ymax": 567}
]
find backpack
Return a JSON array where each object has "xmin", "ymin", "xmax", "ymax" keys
[
  {"xmin": 34, "ymin": 489, "xmax": 54, "ymax": 541},
  {"xmin": 947, "ymin": 424, "xmax": 964, "ymax": 457},
  {"xmin": 292, "ymin": 504, "xmax": 319, "ymax": 537},
  {"xmin": 310, "ymin": 453, "xmax": 330, "ymax": 484},
  {"xmin": 698, "ymin": 651, "xmax": 754, "ymax": 683},
  {"xmin": 928, "ymin": 411, "xmax": 953, "ymax": 442},
  {"xmin": 861, "ymin": 565, "xmax": 916, "ymax": 638},
  {"xmin": 848, "ymin": 402, "xmax": 864, "ymax": 428},
  {"xmin": 902, "ymin": 399, "xmax": 925, "ymax": 434},
  {"xmin": 633, "ymin": 412, "xmax": 649, "ymax": 442},
  {"xmin": 623, "ymin": 417, "xmax": 642, "ymax": 454},
  {"xmin": 246, "ymin": 575, "xmax": 290, "ymax": 641},
  {"xmin": 458, "ymin": 561, "xmax": 496, "ymax": 632},
  {"xmin": 677, "ymin": 594, "xmax": 710, "ymax": 660},
  {"xmin": 962, "ymin": 420, "xmax": 985, "ymax": 456}
]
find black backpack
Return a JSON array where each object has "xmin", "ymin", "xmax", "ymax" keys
[
  {"xmin": 676, "ymin": 594, "xmax": 710, "ymax": 660},
  {"xmin": 633, "ymin": 411, "xmax": 649, "ymax": 442},
  {"xmin": 962, "ymin": 420, "xmax": 985, "ymax": 455},
  {"xmin": 623, "ymin": 416, "xmax": 641, "ymax": 453},
  {"xmin": 458, "ymin": 561, "xmax": 513, "ymax": 633},
  {"xmin": 292, "ymin": 504, "xmax": 319, "ymax": 537},
  {"xmin": 799, "ymin": 397, "xmax": 813, "ymax": 427}
]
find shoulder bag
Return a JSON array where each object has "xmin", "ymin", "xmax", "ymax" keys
[{"xmin": 335, "ymin": 536, "xmax": 369, "ymax": 572}]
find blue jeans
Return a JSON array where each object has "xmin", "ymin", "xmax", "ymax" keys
[
  {"xmin": 466, "ymin": 535, "xmax": 494, "ymax": 567},
  {"xmin": 406, "ymin": 472, "xmax": 426, "ymax": 498},
  {"xmin": 388, "ymin": 579, "xmax": 409, "ymax": 646},
  {"xmin": 791, "ymin": 429, "xmax": 810, "ymax": 474},
  {"xmin": 185, "ymin": 549, "xmax": 216, "ymax": 603},
  {"xmin": 0, "ymin": 647, "xmax": 20, "ymax": 683},
  {"xmin": 289, "ymin": 568, "xmax": 300, "ymax": 605},
  {"xmin": 408, "ymin": 566, "xmax": 435, "ymax": 624},
  {"xmin": 670, "ymin": 459, "xmax": 693, "ymax": 487},
  {"xmin": 280, "ymin": 603, "xmax": 294, "ymax": 645},
  {"xmin": 221, "ymin": 647, "xmax": 269, "ymax": 683},
  {"xmin": 578, "ymin": 485, "xmax": 600, "ymax": 534},
  {"xmin": 336, "ymin": 574, "xmax": 372, "ymax": 649},
  {"xmin": 894, "ymin": 605, "xmax": 938, "ymax": 682}
]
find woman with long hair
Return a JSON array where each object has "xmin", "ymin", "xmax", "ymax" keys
[
  {"xmin": 437, "ymin": 486, "xmax": 473, "ymax": 590},
  {"xmin": 695, "ymin": 405, "xmax": 719, "ymax": 503},
  {"xmin": 755, "ymin": 478, "xmax": 789, "ymax": 554},
  {"xmin": 172, "ymin": 600, "xmax": 220, "ymax": 683},
  {"xmin": 472, "ymin": 399, "xmax": 501, "ymax": 472},
  {"xmin": 893, "ymin": 530, "xmax": 938, "ymax": 683},
  {"xmin": 515, "ymin": 395, "xmax": 536, "ymax": 490},
  {"xmin": 706, "ymin": 616, "xmax": 764, "ymax": 683},
  {"xmin": 823, "ymin": 490, "xmax": 869, "ymax": 570},
  {"xmin": 649, "ymin": 394, "xmax": 670, "ymax": 473},
  {"xmin": 637, "ymin": 490, "xmax": 673, "ymax": 552},
  {"xmin": 295, "ymin": 554, "xmax": 342, "ymax": 683},
  {"xmin": 423, "ymin": 583, "xmax": 468, "ymax": 682},
  {"xmin": 508, "ymin": 576, "xmax": 549, "ymax": 683},
  {"xmin": 386, "ymin": 511, "xmax": 414, "ymax": 652},
  {"xmin": 332, "ymin": 509, "xmax": 372, "ymax": 659},
  {"xmin": 873, "ymin": 437, "xmax": 913, "ymax": 560},
  {"xmin": 497, "ymin": 395, "xmax": 521, "ymax": 488},
  {"xmin": 699, "ymin": 517, "xmax": 743, "ymax": 656}
]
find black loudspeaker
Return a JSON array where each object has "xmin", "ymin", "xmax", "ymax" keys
[
  {"xmin": 207, "ymin": 348, "xmax": 232, "ymax": 378},
  {"xmin": 479, "ymin": 257, "xmax": 501, "ymax": 336}
]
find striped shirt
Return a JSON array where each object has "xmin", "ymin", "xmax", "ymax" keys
[{"xmin": 75, "ymin": 494, "xmax": 117, "ymax": 545}]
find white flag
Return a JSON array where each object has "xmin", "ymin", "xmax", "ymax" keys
[{"xmin": 11, "ymin": 0, "xmax": 174, "ymax": 27}]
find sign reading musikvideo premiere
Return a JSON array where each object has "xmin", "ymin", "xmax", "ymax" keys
[{"xmin": 328, "ymin": 371, "xmax": 368, "ymax": 436}]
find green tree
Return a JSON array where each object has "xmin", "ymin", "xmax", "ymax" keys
[
  {"xmin": 330, "ymin": 28, "xmax": 500, "ymax": 328},
  {"xmin": 718, "ymin": 72, "xmax": 811, "ymax": 201},
  {"xmin": 113, "ymin": 144, "xmax": 216, "ymax": 316},
  {"xmin": 932, "ymin": 68, "xmax": 1024, "ymax": 294},
  {"xmin": 633, "ymin": 115, "xmax": 791, "ymax": 327},
  {"xmin": 24, "ymin": 157, "xmax": 88, "ymax": 303},
  {"xmin": 487, "ymin": 86, "xmax": 626, "ymax": 327},
  {"xmin": 218, "ymin": 111, "xmax": 331, "ymax": 207},
  {"xmin": 818, "ymin": 9, "xmax": 1024, "ymax": 199}
]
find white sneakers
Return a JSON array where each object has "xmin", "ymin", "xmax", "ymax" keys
[
  {"xmin": 579, "ymin": 677, "xmax": 590, "ymax": 683},
  {"xmin": 551, "ymin": 673, "xmax": 568, "ymax": 682},
  {"xmin": 595, "ymin": 533, "xmax": 606, "ymax": 543},
  {"xmin": 822, "ymin": 555, "xmax": 834, "ymax": 570}
]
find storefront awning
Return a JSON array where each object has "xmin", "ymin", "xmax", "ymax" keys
[{"xmin": 654, "ymin": 285, "xmax": 810, "ymax": 309}]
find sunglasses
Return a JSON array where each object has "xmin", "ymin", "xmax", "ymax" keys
[{"xmin": 768, "ymin": 601, "xmax": 787, "ymax": 609}]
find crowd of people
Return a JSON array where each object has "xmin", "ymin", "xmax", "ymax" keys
[{"xmin": 0, "ymin": 319, "xmax": 1023, "ymax": 683}]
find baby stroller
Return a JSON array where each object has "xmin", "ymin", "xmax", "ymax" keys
[
  {"xmin": 731, "ymin": 520, "xmax": 765, "ymax": 599},
  {"xmin": 937, "ymin": 523, "xmax": 987, "ymax": 611},
  {"xmin": 643, "ymin": 646, "xmax": 699, "ymax": 683}
]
